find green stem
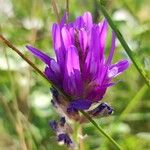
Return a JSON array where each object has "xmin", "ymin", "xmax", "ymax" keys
[
  {"xmin": 0, "ymin": 35, "xmax": 122, "ymax": 150},
  {"xmin": 81, "ymin": 111, "xmax": 123, "ymax": 150},
  {"xmin": 99, "ymin": 1, "xmax": 150, "ymax": 87}
]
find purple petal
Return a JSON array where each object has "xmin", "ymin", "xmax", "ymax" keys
[
  {"xmin": 52, "ymin": 24, "xmax": 65, "ymax": 68},
  {"xmin": 52, "ymin": 24, "xmax": 61, "ymax": 50},
  {"xmin": 65, "ymin": 45, "xmax": 80, "ymax": 76},
  {"xmin": 84, "ymin": 26, "xmax": 101, "ymax": 80},
  {"xmin": 85, "ymin": 82, "xmax": 115, "ymax": 102},
  {"xmin": 69, "ymin": 28, "xmax": 75, "ymax": 43},
  {"xmin": 60, "ymin": 12, "xmax": 67, "ymax": 27},
  {"xmin": 26, "ymin": 45, "xmax": 51, "ymax": 65},
  {"xmin": 78, "ymin": 29, "xmax": 88, "ymax": 54},
  {"xmin": 86, "ymin": 87, "xmax": 106, "ymax": 102},
  {"xmin": 99, "ymin": 82, "xmax": 116, "ymax": 89},
  {"xmin": 97, "ymin": 65, "xmax": 108, "ymax": 85},
  {"xmin": 63, "ymin": 46, "xmax": 83, "ymax": 96},
  {"xmin": 99, "ymin": 19, "xmax": 108, "ymax": 59},
  {"xmin": 108, "ymin": 59, "xmax": 129, "ymax": 77},
  {"xmin": 75, "ymin": 16, "xmax": 85, "ymax": 28},
  {"xmin": 106, "ymin": 31, "xmax": 116, "ymax": 65},
  {"xmin": 84, "ymin": 48, "xmax": 92, "ymax": 75},
  {"xmin": 90, "ymin": 25, "xmax": 101, "ymax": 59},
  {"xmin": 45, "ymin": 66, "xmax": 55, "ymax": 80},
  {"xmin": 68, "ymin": 99, "xmax": 92, "ymax": 110},
  {"xmin": 49, "ymin": 120, "xmax": 58, "ymax": 131},
  {"xmin": 61, "ymin": 27, "xmax": 72, "ymax": 51},
  {"xmin": 107, "ymin": 67, "xmax": 118, "ymax": 78},
  {"xmin": 60, "ymin": 117, "xmax": 66, "ymax": 126},
  {"xmin": 44, "ymin": 66, "xmax": 62, "ymax": 87},
  {"xmin": 89, "ymin": 56, "xmax": 101, "ymax": 82},
  {"xmin": 57, "ymin": 133, "xmax": 72, "ymax": 145},
  {"xmin": 82, "ymin": 12, "xmax": 93, "ymax": 30},
  {"xmin": 50, "ymin": 59, "xmax": 60, "ymax": 74}
]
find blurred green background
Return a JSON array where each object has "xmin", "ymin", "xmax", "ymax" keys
[{"xmin": 0, "ymin": 0, "xmax": 150, "ymax": 149}]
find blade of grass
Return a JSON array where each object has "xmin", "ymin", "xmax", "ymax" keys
[
  {"xmin": 81, "ymin": 110, "xmax": 123, "ymax": 150},
  {"xmin": 99, "ymin": 0, "xmax": 150, "ymax": 87},
  {"xmin": 108, "ymin": 84, "xmax": 148, "ymax": 137},
  {"xmin": 0, "ymin": 35, "xmax": 123, "ymax": 150},
  {"xmin": 3, "ymin": 46, "xmax": 28, "ymax": 150},
  {"xmin": 119, "ymin": 84, "xmax": 148, "ymax": 120}
]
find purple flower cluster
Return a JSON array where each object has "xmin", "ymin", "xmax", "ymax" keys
[
  {"xmin": 49, "ymin": 117, "xmax": 73, "ymax": 146},
  {"xmin": 26, "ymin": 12, "xmax": 129, "ymax": 113}
]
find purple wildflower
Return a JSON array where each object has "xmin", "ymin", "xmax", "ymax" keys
[
  {"xmin": 88, "ymin": 102, "xmax": 113, "ymax": 117},
  {"xmin": 49, "ymin": 117, "xmax": 73, "ymax": 146},
  {"xmin": 49, "ymin": 120, "xmax": 58, "ymax": 131},
  {"xmin": 26, "ymin": 12, "xmax": 129, "ymax": 116},
  {"xmin": 58, "ymin": 133, "xmax": 72, "ymax": 145}
]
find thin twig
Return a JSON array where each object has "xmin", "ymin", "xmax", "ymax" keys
[
  {"xmin": 51, "ymin": 0, "xmax": 60, "ymax": 22},
  {"xmin": 66, "ymin": 0, "xmax": 69, "ymax": 22}
]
